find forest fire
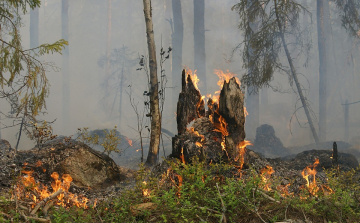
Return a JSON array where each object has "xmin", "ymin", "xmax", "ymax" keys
[{"xmin": 15, "ymin": 163, "xmax": 90, "ymax": 210}]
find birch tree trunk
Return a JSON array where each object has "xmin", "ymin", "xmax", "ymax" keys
[
  {"xmin": 30, "ymin": 7, "xmax": 39, "ymax": 49},
  {"xmin": 317, "ymin": 0, "xmax": 327, "ymax": 142},
  {"xmin": 62, "ymin": 0, "xmax": 70, "ymax": 132},
  {"xmin": 143, "ymin": 0, "xmax": 161, "ymax": 166}
]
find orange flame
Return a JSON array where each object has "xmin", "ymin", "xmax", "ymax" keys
[
  {"xmin": 301, "ymin": 158, "xmax": 320, "ymax": 196},
  {"xmin": 260, "ymin": 165, "xmax": 275, "ymax": 191},
  {"xmin": 234, "ymin": 140, "xmax": 252, "ymax": 177},
  {"xmin": 180, "ymin": 147, "xmax": 186, "ymax": 164},
  {"xmin": 214, "ymin": 69, "xmax": 240, "ymax": 89},
  {"xmin": 195, "ymin": 142, "xmax": 202, "ymax": 147},
  {"xmin": 277, "ymin": 183, "xmax": 292, "ymax": 197},
  {"xmin": 142, "ymin": 181, "xmax": 151, "ymax": 197},
  {"xmin": 186, "ymin": 69, "xmax": 200, "ymax": 91},
  {"xmin": 16, "ymin": 165, "xmax": 91, "ymax": 209},
  {"xmin": 126, "ymin": 137, "xmax": 133, "ymax": 147}
]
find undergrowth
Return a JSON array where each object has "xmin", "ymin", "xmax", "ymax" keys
[{"xmin": 1, "ymin": 157, "xmax": 360, "ymax": 222}]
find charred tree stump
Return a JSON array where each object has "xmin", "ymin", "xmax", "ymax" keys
[
  {"xmin": 219, "ymin": 78, "xmax": 246, "ymax": 158},
  {"xmin": 172, "ymin": 71, "xmax": 246, "ymax": 164}
]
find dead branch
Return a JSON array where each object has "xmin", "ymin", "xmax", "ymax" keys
[
  {"xmin": 216, "ymin": 183, "xmax": 227, "ymax": 223},
  {"xmin": 30, "ymin": 188, "xmax": 63, "ymax": 215},
  {"xmin": 0, "ymin": 211, "xmax": 11, "ymax": 219},
  {"xmin": 20, "ymin": 210, "xmax": 50, "ymax": 223},
  {"xmin": 252, "ymin": 188, "xmax": 280, "ymax": 204},
  {"xmin": 42, "ymin": 200, "xmax": 54, "ymax": 216},
  {"xmin": 196, "ymin": 214, "xmax": 206, "ymax": 222},
  {"xmin": 196, "ymin": 206, "xmax": 221, "ymax": 214}
]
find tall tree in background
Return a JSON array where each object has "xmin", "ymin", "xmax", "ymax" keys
[
  {"xmin": 106, "ymin": 0, "xmax": 112, "ymax": 78},
  {"xmin": 232, "ymin": 0, "xmax": 320, "ymax": 143},
  {"xmin": 143, "ymin": 0, "xmax": 161, "ymax": 166},
  {"xmin": 244, "ymin": 0, "xmax": 259, "ymax": 141},
  {"xmin": 62, "ymin": 0, "xmax": 70, "ymax": 132},
  {"xmin": 30, "ymin": 6, "xmax": 39, "ymax": 49},
  {"xmin": 171, "ymin": 0, "xmax": 183, "ymax": 132},
  {"xmin": 194, "ymin": 0, "xmax": 206, "ymax": 94},
  {"xmin": 317, "ymin": 0, "xmax": 328, "ymax": 142}
]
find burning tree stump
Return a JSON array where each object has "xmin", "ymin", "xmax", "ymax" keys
[
  {"xmin": 177, "ymin": 69, "xmax": 205, "ymax": 135},
  {"xmin": 172, "ymin": 69, "xmax": 247, "ymax": 164}
]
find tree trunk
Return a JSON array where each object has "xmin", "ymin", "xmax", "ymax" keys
[
  {"xmin": 62, "ymin": 0, "xmax": 70, "ymax": 133},
  {"xmin": 143, "ymin": 0, "xmax": 161, "ymax": 166},
  {"xmin": 193, "ymin": 0, "xmax": 206, "ymax": 94},
  {"xmin": 317, "ymin": 0, "xmax": 327, "ymax": 142},
  {"xmin": 245, "ymin": 90, "xmax": 259, "ymax": 141},
  {"xmin": 171, "ymin": 0, "xmax": 183, "ymax": 133},
  {"xmin": 30, "ymin": 7, "xmax": 39, "ymax": 49},
  {"xmin": 106, "ymin": 0, "xmax": 112, "ymax": 77},
  {"xmin": 119, "ymin": 67, "xmax": 124, "ymax": 127},
  {"xmin": 274, "ymin": 0, "xmax": 319, "ymax": 144},
  {"xmin": 245, "ymin": 1, "xmax": 259, "ymax": 141}
]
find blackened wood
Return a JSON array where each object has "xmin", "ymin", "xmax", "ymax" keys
[
  {"xmin": 332, "ymin": 141, "xmax": 338, "ymax": 166},
  {"xmin": 176, "ymin": 70, "xmax": 204, "ymax": 135},
  {"xmin": 219, "ymin": 78, "xmax": 246, "ymax": 149}
]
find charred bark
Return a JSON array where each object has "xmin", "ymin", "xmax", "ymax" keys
[
  {"xmin": 176, "ymin": 70, "xmax": 205, "ymax": 135},
  {"xmin": 219, "ymin": 78, "xmax": 246, "ymax": 156}
]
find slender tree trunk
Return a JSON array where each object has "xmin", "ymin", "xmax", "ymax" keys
[
  {"xmin": 245, "ymin": 0, "xmax": 259, "ymax": 141},
  {"xmin": 119, "ymin": 67, "xmax": 124, "ymax": 127},
  {"xmin": 143, "ymin": 0, "xmax": 161, "ymax": 166},
  {"xmin": 245, "ymin": 90, "xmax": 259, "ymax": 140},
  {"xmin": 15, "ymin": 114, "xmax": 25, "ymax": 152},
  {"xmin": 317, "ymin": 0, "xmax": 327, "ymax": 142},
  {"xmin": 194, "ymin": 0, "xmax": 206, "ymax": 94},
  {"xmin": 30, "ymin": 7, "xmax": 39, "ymax": 49},
  {"xmin": 274, "ymin": 0, "xmax": 319, "ymax": 144},
  {"xmin": 62, "ymin": 0, "xmax": 70, "ymax": 133},
  {"xmin": 106, "ymin": 0, "xmax": 112, "ymax": 77},
  {"xmin": 171, "ymin": 0, "xmax": 183, "ymax": 133}
]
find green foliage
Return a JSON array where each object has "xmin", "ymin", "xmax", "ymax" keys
[
  {"xmin": 232, "ymin": 0, "xmax": 312, "ymax": 93},
  {"xmin": 0, "ymin": 0, "xmax": 68, "ymax": 118},
  {"xmin": 77, "ymin": 126, "xmax": 121, "ymax": 156},
  {"xmin": 330, "ymin": 0, "xmax": 360, "ymax": 38},
  {"xmin": 2, "ymin": 159, "xmax": 360, "ymax": 222}
]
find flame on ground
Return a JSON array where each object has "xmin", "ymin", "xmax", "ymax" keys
[
  {"xmin": 235, "ymin": 140, "xmax": 252, "ymax": 176},
  {"xmin": 15, "ymin": 163, "xmax": 91, "ymax": 209},
  {"xmin": 260, "ymin": 165, "xmax": 275, "ymax": 191},
  {"xmin": 301, "ymin": 158, "xmax": 320, "ymax": 196}
]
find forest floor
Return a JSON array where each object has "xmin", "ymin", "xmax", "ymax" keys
[{"xmin": 1, "ymin": 140, "xmax": 360, "ymax": 222}]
